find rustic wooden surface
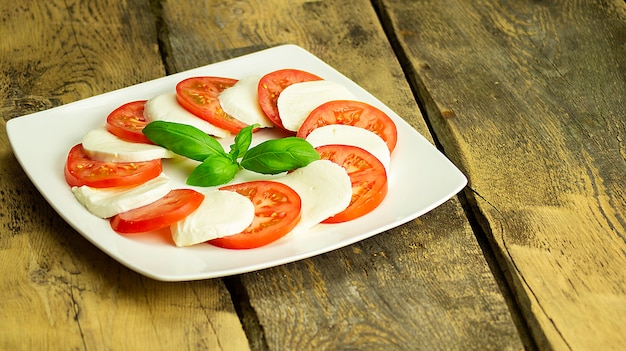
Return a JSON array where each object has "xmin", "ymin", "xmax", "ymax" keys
[
  {"xmin": 375, "ymin": 0, "xmax": 626, "ymax": 350},
  {"xmin": 2, "ymin": 0, "xmax": 622, "ymax": 350}
]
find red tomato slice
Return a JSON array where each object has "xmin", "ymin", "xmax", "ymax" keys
[
  {"xmin": 208, "ymin": 181, "xmax": 302, "ymax": 249},
  {"xmin": 64, "ymin": 144, "xmax": 162, "ymax": 188},
  {"xmin": 106, "ymin": 100, "xmax": 152, "ymax": 144},
  {"xmin": 176, "ymin": 76, "xmax": 248, "ymax": 134},
  {"xmin": 316, "ymin": 144, "xmax": 388, "ymax": 223},
  {"xmin": 297, "ymin": 100, "xmax": 398, "ymax": 152},
  {"xmin": 257, "ymin": 69, "xmax": 322, "ymax": 130},
  {"xmin": 110, "ymin": 189, "xmax": 205, "ymax": 234}
]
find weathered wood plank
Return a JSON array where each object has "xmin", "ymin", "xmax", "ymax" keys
[
  {"xmin": 0, "ymin": 1, "xmax": 247, "ymax": 350},
  {"xmin": 375, "ymin": 0, "xmax": 626, "ymax": 349},
  {"xmin": 161, "ymin": 0, "xmax": 526, "ymax": 349}
]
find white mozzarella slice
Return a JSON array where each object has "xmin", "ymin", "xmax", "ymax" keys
[
  {"xmin": 218, "ymin": 75, "xmax": 274, "ymax": 128},
  {"xmin": 171, "ymin": 190, "xmax": 255, "ymax": 247},
  {"xmin": 277, "ymin": 80, "xmax": 356, "ymax": 132},
  {"xmin": 82, "ymin": 127, "xmax": 175, "ymax": 162},
  {"xmin": 275, "ymin": 159, "xmax": 351, "ymax": 233},
  {"xmin": 72, "ymin": 173, "xmax": 171, "ymax": 218},
  {"xmin": 305, "ymin": 124, "xmax": 391, "ymax": 173},
  {"xmin": 144, "ymin": 93, "xmax": 230, "ymax": 138}
]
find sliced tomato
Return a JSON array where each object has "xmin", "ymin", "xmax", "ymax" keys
[
  {"xmin": 110, "ymin": 189, "xmax": 205, "ymax": 234},
  {"xmin": 208, "ymin": 181, "xmax": 301, "ymax": 249},
  {"xmin": 316, "ymin": 144, "xmax": 388, "ymax": 223},
  {"xmin": 176, "ymin": 76, "xmax": 248, "ymax": 134},
  {"xmin": 257, "ymin": 69, "xmax": 322, "ymax": 130},
  {"xmin": 106, "ymin": 100, "xmax": 152, "ymax": 144},
  {"xmin": 64, "ymin": 144, "xmax": 162, "ymax": 188},
  {"xmin": 297, "ymin": 100, "xmax": 398, "ymax": 152}
]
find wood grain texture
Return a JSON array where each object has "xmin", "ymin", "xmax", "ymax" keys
[
  {"xmin": 160, "ymin": 0, "xmax": 525, "ymax": 350},
  {"xmin": 0, "ymin": 1, "xmax": 247, "ymax": 350},
  {"xmin": 375, "ymin": 0, "xmax": 626, "ymax": 349},
  {"xmin": 240, "ymin": 201, "xmax": 524, "ymax": 351}
]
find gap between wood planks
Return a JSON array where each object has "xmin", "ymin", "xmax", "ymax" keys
[
  {"xmin": 149, "ymin": 0, "xmax": 174, "ymax": 76},
  {"xmin": 223, "ymin": 276, "xmax": 270, "ymax": 351},
  {"xmin": 370, "ymin": 0, "xmax": 537, "ymax": 350}
]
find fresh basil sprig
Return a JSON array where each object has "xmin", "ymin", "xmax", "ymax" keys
[{"xmin": 142, "ymin": 121, "xmax": 320, "ymax": 187}]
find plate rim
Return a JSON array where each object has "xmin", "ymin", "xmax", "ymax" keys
[{"xmin": 6, "ymin": 44, "xmax": 467, "ymax": 281}]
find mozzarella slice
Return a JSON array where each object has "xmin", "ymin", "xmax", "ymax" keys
[
  {"xmin": 277, "ymin": 80, "xmax": 356, "ymax": 132},
  {"xmin": 305, "ymin": 124, "xmax": 391, "ymax": 173},
  {"xmin": 171, "ymin": 190, "xmax": 255, "ymax": 247},
  {"xmin": 275, "ymin": 160, "xmax": 351, "ymax": 233},
  {"xmin": 72, "ymin": 173, "xmax": 171, "ymax": 218},
  {"xmin": 144, "ymin": 93, "xmax": 230, "ymax": 138},
  {"xmin": 82, "ymin": 127, "xmax": 175, "ymax": 162},
  {"xmin": 218, "ymin": 75, "xmax": 274, "ymax": 128}
]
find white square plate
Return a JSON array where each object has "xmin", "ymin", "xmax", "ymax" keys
[{"xmin": 6, "ymin": 45, "xmax": 466, "ymax": 281}]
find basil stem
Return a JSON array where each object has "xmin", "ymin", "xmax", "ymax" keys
[
  {"xmin": 143, "ymin": 121, "xmax": 227, "ymax": 161},
  {"xmin": 240, "ymin": 137, "xmax": 320, "ymax": 174}
]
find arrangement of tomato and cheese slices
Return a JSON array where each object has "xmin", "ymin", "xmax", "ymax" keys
[{"xmin": 64, "ymin": 69, "xmax": 398, "ymax": 250}]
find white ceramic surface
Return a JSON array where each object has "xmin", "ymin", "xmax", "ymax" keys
[{"xmin": 6, "ymin": 45, "xmax": 467, "ymax": 281}]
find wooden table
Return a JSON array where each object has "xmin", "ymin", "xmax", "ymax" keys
[{"xmin": 1, "ymin": 1, "xmax": 624, "ymax": 350}]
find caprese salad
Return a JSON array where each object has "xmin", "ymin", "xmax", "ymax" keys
[{"xmin": 64, "ymin": 68, "xmax": 398, "ymax": 249}]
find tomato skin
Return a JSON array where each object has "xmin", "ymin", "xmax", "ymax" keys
[
  {"xmin": 209, "ymin": 181, "xmax": 302, "ymax": 249},
  {"xmin": 257, "ymin": 69, "xmax": 322, "ymax": 130},
  {"xmin": 176, "ymin": 76, "xmax": 248, "ymax": 134},
  {"xmin": 316, "ymin": 145, "xmax": 388, "ymax": 223},
  {"xmin": 64, "ymin": 144, "xmax": 162, "ymax": 188},
  {"xmin": 110, "ymin": 189, "xmax": 205, "ymax": 234},
  {"xmin": 297, "ymin": 100, "xmax": 398, "ymax": 152},
  {"xmin": 106, "ymin": 100, "xmax": 152, "ymax": 144}
]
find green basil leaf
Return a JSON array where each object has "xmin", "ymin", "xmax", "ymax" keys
[
  {"xmin": 143, "ymin": 121, "xmax": 226, "ymax": 161},
  {"xmin": 240, "ymin": 137, "xmax": 320, "ymax": 174},
  {"xmin": 186, "ymin": 155, "xmax": 239, "ymax": 187},
  {"xmin": 229, "ymin": 124, "xmax": 256, "ymax": 162}
]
